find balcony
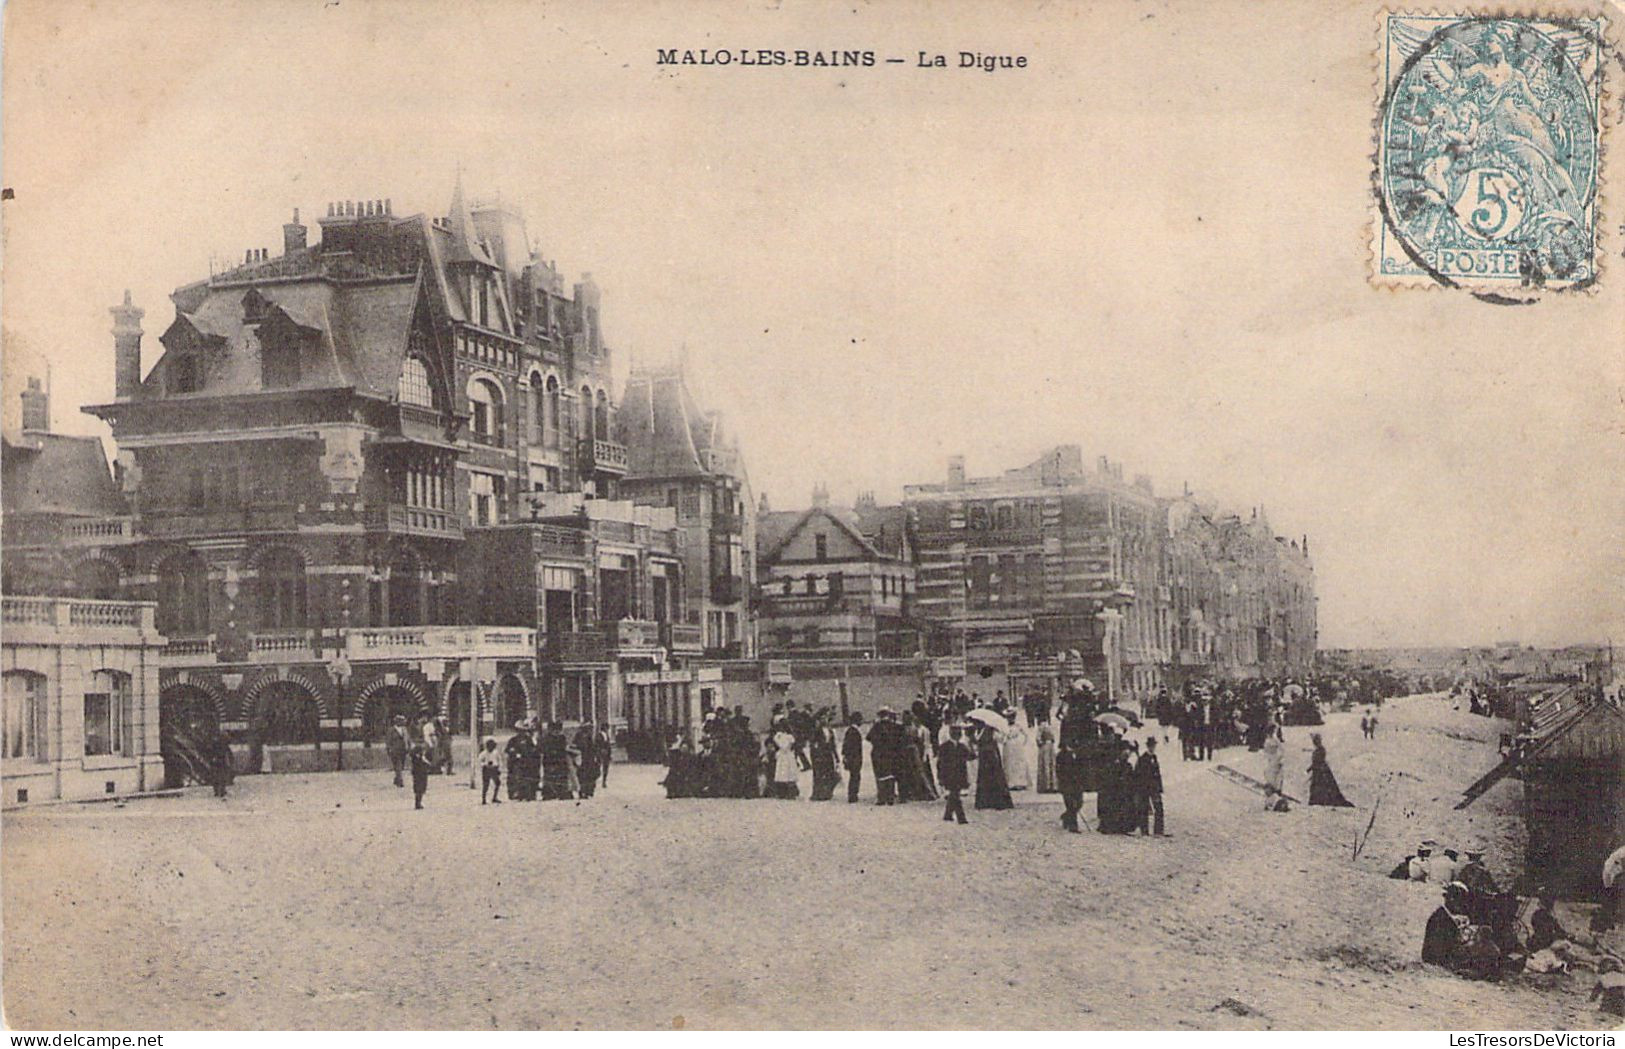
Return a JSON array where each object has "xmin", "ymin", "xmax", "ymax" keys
[
  {"xmin": 662, "ymin": 622, "xmax": 704, "ymax": 655},
  {"xmin": 364, "ymin": 504, "xmax": 463, "ymax": 540},
  {"xmin": 63, "ymin": 517, "xmax": 135, "ymax": 546},
  {"xmin": 161, "ymin": 634, "xmax": 217, "ymax": 666},
  {"xmin": 608, "ymin": 618, "xmax": 661, "ymax": 654},
  {"xmin": 541, "ymin": 630, "xmax": 610, "ymax": 665},
  {"xmin": 250, "ymin": 629, "xmax": 318, "ymax": 659},
  {"xmin": 1, "ymin": 596, "xmax": 158, "ymax": 641},
  {"xmin": 710, "ymin": 574, "xmax": 743, "ymax": 605},
  {"xmin": 577, "ymin": 438, "xmax": 628, "ymax": 475},
  {"xmin": 142, "ymin": 504, "xmax": 299, "ymax": 538}
]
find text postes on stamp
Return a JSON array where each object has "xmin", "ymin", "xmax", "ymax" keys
[{"xmin": 1375, "ymin": 13, "xmax": 1605, "ymax": 296}]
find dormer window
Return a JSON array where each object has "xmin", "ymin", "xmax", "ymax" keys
[
  {"xmin": 170, "ymin": 354, "xmax": 201, "ymax": 394},
  {"xmin": 242, "ymin": 288, "xmax": 271, "ymax": 325}
]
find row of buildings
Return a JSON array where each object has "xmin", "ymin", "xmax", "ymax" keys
[{"xmin": 1, "ymin": 184, "xmax": 1315, "ymax": 803}]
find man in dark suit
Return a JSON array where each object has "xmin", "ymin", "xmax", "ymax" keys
[
  {"xmin": 937, "ymin": 723, "xmax": 971, "ymax": 824},
  {"xmin": 842, "ymin": 712, "xmax": 865, "ymax": 803}
]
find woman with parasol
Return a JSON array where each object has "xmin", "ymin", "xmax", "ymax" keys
[{"xmin": 968, "ymin": 709, "xmax": 1014, "ymax": 811}]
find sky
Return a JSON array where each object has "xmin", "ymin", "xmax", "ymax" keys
[{"xmin": 3, "ymin": 0, "xmax": 1621, "ymax": 649}]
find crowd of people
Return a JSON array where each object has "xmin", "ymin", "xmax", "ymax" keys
[{"xmin": 649, "ymin": 684, "xmax": 1176, "ymax": 838}]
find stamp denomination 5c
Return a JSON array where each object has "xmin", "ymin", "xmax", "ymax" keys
[{"xmin": 1374, "ymin": 13, "xmax": 1607, "ymax": 297}]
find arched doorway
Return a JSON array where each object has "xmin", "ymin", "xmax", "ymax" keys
[
  {"xmin": 159, "ymin": 685, "xmax": 221, "ymax": 788},
  {"xmin": 250, "ymin": 680, "xmax": 320, "ymax": 772},
  {"xmin": 494, "ymin": 673, "xmax": 528, "ymax": 735}
]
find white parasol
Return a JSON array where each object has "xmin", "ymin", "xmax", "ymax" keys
[{"xmin": 965, "ymin": 708, "xmax": 1007, "ymax": 730}]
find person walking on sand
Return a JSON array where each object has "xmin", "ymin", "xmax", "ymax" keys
[
  {"xmin": 575, "ymin": 723, "xmax": 601, "ymax": 799},
  {"xmin": 1307, "ymin": 732, "xmax": 1355, "ymax": 807},
  {"xmin": 409, "ymin": 739, "xmax": 434, "ymax": 810},
  {"xmin": 478, "ymin": 738, "xmax": 503, "ymax": 804},
  {"xmin": 595, "ymin": 723, "xmax": 613, "ymax": 789},
  {"xmin": 938, "ymin": 723, "xmax": 971, "ymax": 825},
  {"xmin": 1261, "ymin": 729, "xmax": 1288, "ymax": 811},
  {"xmin": 843, "ymin": 712, "xmax": 865, "ymax": 803},
  {"xmin": 386, "ymin": 714, "xmax": 410, "ymax": 788},
  {"xmin": 1136, "ymin": 737, "xmax": 1165, "ymax": 836},
  {"xmin": 974, "ymin": 722, "xmax": 1014, "ymax": 811},
  {"xmin": 1035, "ymin": 719, "xmax": 1058, "ymax": 794}
]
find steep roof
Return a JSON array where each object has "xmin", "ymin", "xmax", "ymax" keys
[
  {"xmin": 2, "ymin": 433, "xmax": 127, "ymax": 518},
  {"xmin": 622, "ymin": 369, "xmax": 706, "ymax": 479},
  {"xmin": 147, "ymin": 277, "xmax": 417, "ymax": 400}
]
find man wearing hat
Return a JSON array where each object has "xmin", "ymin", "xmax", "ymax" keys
[
  {"xmin": 1390, "ymin": 841, "xmax": 1435, "ymax": 881},
  {"xmin": 385, "ymin": 714, "xmax": 410, "ymax": 788}
]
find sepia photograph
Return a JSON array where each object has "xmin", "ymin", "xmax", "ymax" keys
[{"xmin": 1, "ymin": 0, "xmax": 1622, "ymax": 1035}]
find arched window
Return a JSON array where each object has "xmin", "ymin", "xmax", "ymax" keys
[
  {"xmin": 3, "ymin": 671, "xmax": 48, "ymax": 762},
  {"xmin": 594, "ymin": 390, "xmax": 610, "ymax": 443},
  {"xmin": 387, "ymin": 549, "xmax": 422, "ymax": 627},
  {"xmin": 72, "ymin": 559, "xmax": 121, "ymax": 600},
  {"xmin": 468, "ymin": 378, "xmax": 503, "ymax": 443},
  {"xmin": 544, "ymin": 376, "xmax": 560, "ymax": 448},
  {"xmin": 579, "ymin": 386, "xmax": 595, "ymax": 443},
  {"xmin": 259, "ymin": 682, "xmax": 318, "ymax": 745},
  {"xmin": 83, "ymin": 670, "xmax": 132, "ymax": 757},
  {"xmin": 156, "ymin": 551, "xmax": 209, "ymax": 636},
  {"xmin": 257, "ymin": 548, "xmax": 307, "ymax": 629},
  {"xmin": 995, "ymin": 504, "xmax": 1014, "ymax": 531},
  {"xmin": 399, "ymin": 357, "xmax": 437, "ymax": 409}
]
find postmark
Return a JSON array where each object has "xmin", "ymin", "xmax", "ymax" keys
[{"xmin": 1374, "ymin": 13, "xmax": 1608, "ymax": 298}]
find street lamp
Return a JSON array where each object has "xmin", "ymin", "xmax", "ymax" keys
[{"xmin": 329, "ymin": 652, "xmax": 351, "ymax": 771}]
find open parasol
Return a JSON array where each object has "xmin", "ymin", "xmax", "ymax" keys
[
  {"xmin": 1093, "ymin": 711, "xmax": 1131, "ymax": 732},
  {"xmin": 965, "ymin": 708, "xmax": 1008, "ymax": 730}
]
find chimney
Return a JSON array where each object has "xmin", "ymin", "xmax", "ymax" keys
[
  {"xmin": 110, "ymin": 289, "xmax": 145, "ymax": 400},
  {"xmin": 811, "ymin": 483, "xmax": 830, "ymax": 509},
  {"xmin": 19, "ymin": 376, "xmax": 48, "ymax": 433},
  {"xmin": 1097, "ymin": 455, "xmax": 1110, "ymax": 475},
  {"xmin": 855, "ymin": 490, "xmax": 877, "ymax": 511},
  {"xmin": 283, "ymin": 208, "xmax": 307, "ymax": 255},
  {"xmin": 946, "ymin": 455, "xmax": 966, "ymax": 488},
  {"xmin": 758, "ymin": 492, "xmax": 771, "ymax": 514}
]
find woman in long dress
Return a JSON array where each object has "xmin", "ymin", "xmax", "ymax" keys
[
  {"xmin": 1035, "ymin": 720, "xmax": 1058, "ymax": 794},
  {"xmin": 809, "ymin": 724, "xmax": 838, "ymax": 801},
  {"xmin": 1002, "ymin": 712, "xmax": 1032, "ymax": 791},
  {"xmin": 1307, "ymin": 732, "xmax": 1354, "ymax": 807},
  {"xmin": 899, "ymin": 712, "xmax": 936, "ymax": 801},
  {"xmin": 973, "ymin": 724, "xmax": 1014, "ymax": 810},
  {"xmin": 769, "ymin": 721, "xmax": 801, "ymax": 799}
]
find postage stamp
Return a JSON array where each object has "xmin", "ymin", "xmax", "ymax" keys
[{"xmin": 1373, "ymin": 13, "xmax": 1607, "ymax": 296}]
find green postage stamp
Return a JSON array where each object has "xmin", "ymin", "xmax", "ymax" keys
[{"xmin": 1374, "ymin": 12, "xmax": 1609, "ymax": 297}]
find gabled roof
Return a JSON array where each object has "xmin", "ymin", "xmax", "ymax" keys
[
  {"xmin": 2, "ymin": 433, "xmax": 127, "ymax": 518},
  {"xmin": 760, "ymin": 505, "xmax": 887, "ymax": 564}
]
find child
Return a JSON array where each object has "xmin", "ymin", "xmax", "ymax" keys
[{"xmin": 479, "ymin": 738, "xmax": 502, "ymax": 804}]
